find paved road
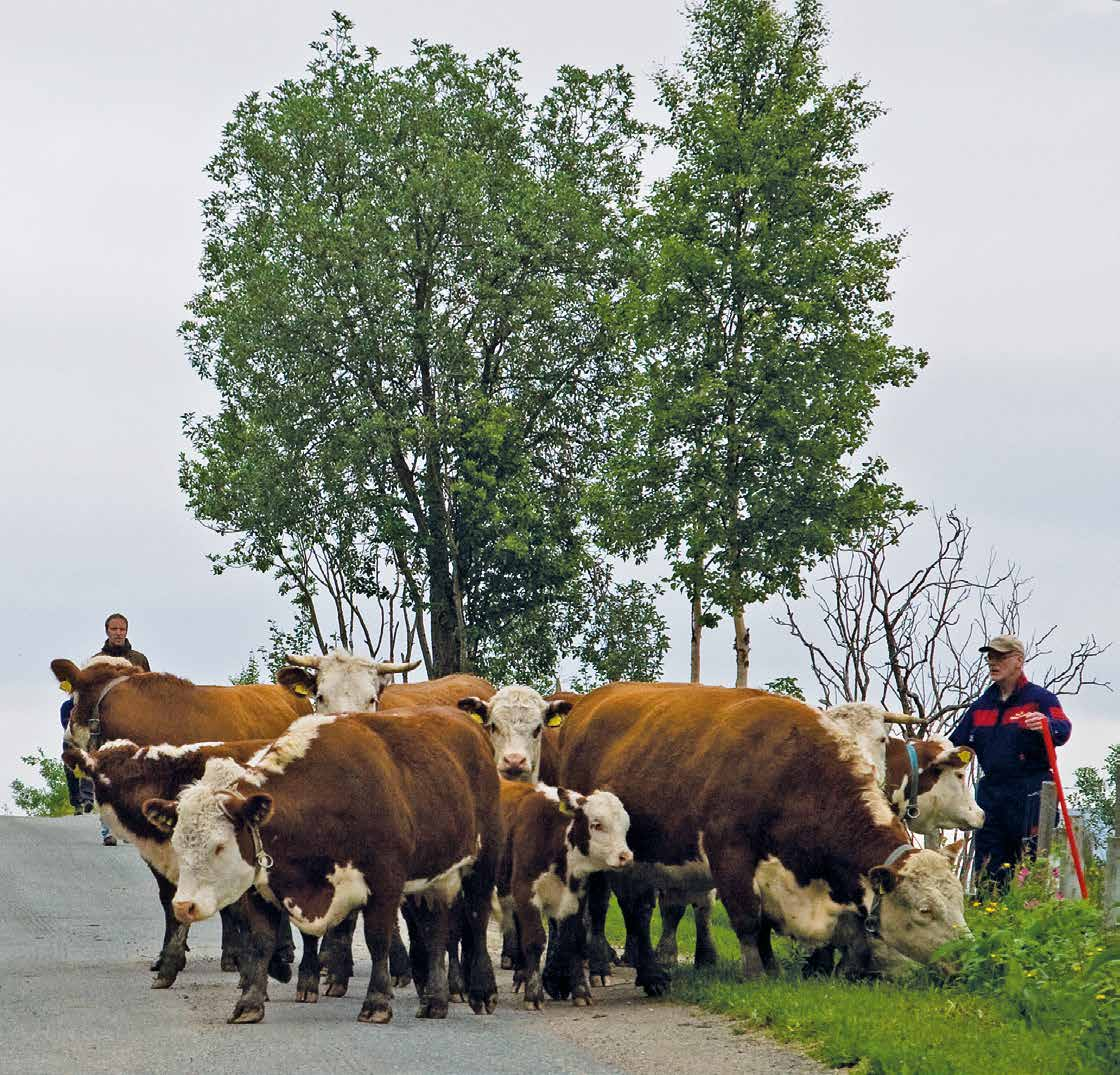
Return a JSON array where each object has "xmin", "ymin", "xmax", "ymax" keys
[{"xmin": 1, "ymin": 816, "xmax": 827, "ymax": 1075}]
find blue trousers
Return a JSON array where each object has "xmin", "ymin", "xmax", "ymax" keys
[{"xmin": 973, "ymin": 774, "xmax": 1050, "ymax": 888}]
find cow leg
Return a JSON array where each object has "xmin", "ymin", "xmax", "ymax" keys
[
  {"xmin": 273, "ymin": 915, "xmax": 296, "ymax": 965},
  {"xmin": 832, "ymin": 912, "xmax": 874, "ymax": 980},
  {"xmin": 560, "ymin": 903, "xmax": 592, "ymax": 1007},
  {"xmin": 356, "ymin": 897, "xmax": 398, "ymax": 1025},
  {"xmin": 617, "ymin": 880, "xmax": 670, "ymax": 996},
  {"xmin": 541, "ymin": 917, "xmax": 571, "ymax": 1000},
  {"xmin": 228, "ymin": 890, "xmax": 281, "ymax": 1024},
  {"xmin": 320, "ymin": 909, "xmax": 358, "ymax": 997},
  {"xmin": 149, "ymin": 867, "xmax": 190, "ymax": 988},
  {"xmin": 219, "ymin": 902, "xmax": 244, "ymax": 973},
  {"xmin": 458, "ymin": 855, "xmax": 498, "ymax": 1015},
  {"xmin": 655, "ymin": 893, "xmax": 686, "ymax": 966},
  {"xmin": 445, "ymin": 898, "xmax": 466, "ymax": 1003},
  {"xmin": 692, "ymin": 891, "xmax": 718, "ymax": 967},
  {"xmin": 499, "ymin": 894, "xmax": 519, "ymax": 970},
  {"xmin": 585, "ymin": 871, "xmax": 617, "ymax": 986},
  {"xmin": 711, "ymin": 845, "xmax": 772, "ymax": 979},
  {"xmin": 401, "ymin": 900, "xmax": 431, "ymax": 1000},
  {"xmin": 403, "ymin": 897, "xmax": 450, "ymax": 1019},
  {"xmin": 295, "ymin": 930, "xmax": 321, "ymax": 1003},
  {"xmin": 514, "ymin": 897, "xmax": 547, "ymax": 1011},
  {"xmin": 802, "ymin": 944, "xmax": 838, "ymax": 978},
  {"xmin": 390, "ymin": 917, "xmax": 412, "ymax": 988}
]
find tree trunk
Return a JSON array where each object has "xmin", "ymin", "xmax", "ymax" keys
[
  {"xmin": 690, "ymin": 587, "xmax": 703, "ymax": 683},
  {"xmin": 733, "ymin": 609, "xmax": 750, "ymax": 687}
]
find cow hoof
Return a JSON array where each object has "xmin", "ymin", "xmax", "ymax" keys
[
  {"xmin": 149, "ymin": 957, "xmax": 161, "ymax": 972},
  {"xmin": 694, "ymin": 945, "xmax": 719, "ymax": 968},
  {"xmin": 635, "ymin": 966, "xmax": 671, "ymax": 997},
  {"xmin": 358, "ymin": 1003, "xmax": 392, "ymax": 1024},
  {"xmin": 228, "ymin": 1005, "xmax": 265, "ymax": 1024},
  {"xmin": 448, "ymin": 991, "xmax": 466, "ymax": 1004},
  {"xmin": 416, "ymin": 1001, "xmax": 449, "ymax": 1019},
  {"xmin": 542, "ymin": 975, "xmax": 571, "ymax": 1001},
  {"xmin": 572, "ymin": 994, "xmax": 592, "ymax": 1007},
  {"xmin": 295, "ymin": 986, "xmax": 319, "ymax": 1004},
  {"xmin": 590, "ymin": 973, "xmax": 612, "ymax": 988},
  {"xmin": 325, "ymin": 981, "xmax": 349, "ymax": 998},
  {"xmin": 469, "ymin": 991, "xmax": 498, "ymax": 1015},
  {"xmin": 392, "ymin": 973, "xmax": 412, "ymax": 989},
  {"xmin": 221, "ymin": 953, "xmax": 240, "ymax": 973},
  {"xmin": 151, "ymin": 975, "xmax": 175, "ymax": 990}
]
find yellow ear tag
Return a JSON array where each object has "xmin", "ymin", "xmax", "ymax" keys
[
  {"xmin": 59, "ymin": 680, "xmax": 72, "ymax": 694},
  {"xmin": 957, "ymin": 748, "xmax": 974, "ymax": 764},
  {"xmin": 545, "ymin": 714, "xmax": 565, "ymax": 728},
  {"xmin": 291, "ymin": 682, "xmax": 310, "ymax": 696},
  {"xmin": 556, "ymin": 798, "xmax": 574, "ymax": 816},
  {"xmin": 468, "ymin": 711, "xmax": 485, "ymax": 725}
]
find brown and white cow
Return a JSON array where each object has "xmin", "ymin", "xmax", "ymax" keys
[
  {"xmin": 62, "ymin": 738, "xmax": 326, "ymax": 996},
  {"xmin": 145, "ymin": 709, "xmax": 501, "ymax": 1025},
  {"xmin": 497, "ymin": 780, "xmax": 631, "ymax": 1010},
  {"xmin": 559, "ymin": 683, "xmax": 969, "ymax": 995},
  {"xmin": 51, "ymin": 657, "xmax": 312, "ymax": 978},
  {"xmin": 276, "ymin": 649, "xmax": 475, "ymax": 712},
  {"xmin": 885, "ymin": 737, "xmax": 984, "ymax": 837}
]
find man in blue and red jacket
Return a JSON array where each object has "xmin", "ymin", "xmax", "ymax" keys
[{"xmin": 950, "ymin": 634, "xmax": 1071, "ymax": 888}]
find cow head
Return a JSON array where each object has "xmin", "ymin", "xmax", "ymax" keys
[
  {"xmin": 278, "ymin": 650, "xmax": 422, "ymax": 713},
  {"xmin": 557, "ymin": 787, "xmax": 632, "ymax": 873},
  {"xmin": 144, "ymin": 760, "xmax": 269, "ymax": 923},
  {"xmin": 458, "ymin": 685, "xmax": 572, "ymax": 781},
  {"xmin": 908, "ymin": 743, "xmax": 985, "ymax": 837},
  {"xmin": 52, "ymin": 656, "xmax": 144, "ymax": 748},
  {"xmin": 869, "ymin": 847, "xmax": 969, "ymax": 962}
]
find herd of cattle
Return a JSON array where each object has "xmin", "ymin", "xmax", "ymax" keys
[{"xmin": 51, "ymin": 649, "xmax": 984, "ymax": 1025}]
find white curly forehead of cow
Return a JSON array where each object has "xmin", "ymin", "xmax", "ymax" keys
[
  {"xmin": 581, "ymin": 789, "xmax": 630, "ymax": 833},
  {"xmin": 487, "ymin": 685, "xmax": 552, "ymax": 729},
  {"xmin": 896, "ymin": 848, "xmax": 961, "ymax": 902},
  {"xmin": 313, "ymin": 651, "xmax": 390, "ymax": 712}
]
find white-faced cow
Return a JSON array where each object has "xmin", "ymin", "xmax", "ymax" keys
[
  {"xmin": 51, "ymin": 657, "xmax": 312, "ymax": 980},
  {"xmin": 62, "ymin": 738, "xmax": 330, "ymax": 997},
  {"xmin": 497, "ymin": 781, "xmax": 631, "ymax": 1010},
  {"xmin": 276, "ymin": 650, "xmax": 480, "ymax": 713},
  {"xmin": 559, "ymin": 683, "xmax": 969, "ymax": 996},
  {"xmin": 145, "ymin": 709, "xmax": 500, "ymax": 1025},
  {"xmin": 886, "ymin": 737, "xmax": 984, "ymax": 837}
]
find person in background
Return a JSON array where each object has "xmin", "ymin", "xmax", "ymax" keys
[
  {"xmin": 60, "ymin": 612, "xmax": 152, "ymax": 844},
  {"xmin": 949, "ymin": 634, "xmax": 1071, "ymax": 889}
]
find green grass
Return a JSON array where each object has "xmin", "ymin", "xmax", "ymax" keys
[{"xmin": 603, "ymin": 896, "xmax": 1114, "ymax": 1075}]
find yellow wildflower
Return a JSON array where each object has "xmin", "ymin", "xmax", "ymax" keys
[
  {"xmin": 1096, "ymin": 994, "xmax": 1107, "ymax": 1001},
  {"xmin": 1073, "ymin": 963, "xmax": 1082, "ymax": 972}
]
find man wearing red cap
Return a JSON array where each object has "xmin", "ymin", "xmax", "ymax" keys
[{"xmin": 950, "ymin": 635, "xmax": 1071, "ymax": 888}]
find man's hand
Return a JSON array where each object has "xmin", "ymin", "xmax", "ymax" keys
[{"xmin": 1021, "ymin": 712, "xmax": 1048, "ymax": 732}]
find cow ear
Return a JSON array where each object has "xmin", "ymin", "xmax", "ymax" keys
[
  {"xmin": 277, "ymin": 665, "xmax": 316, "ymax": 697},
  {"xmin": 869, "ymin": 865, "xmax": 899, "ymax": 895},
  {"xmin": 939, "ymin": 839, "xmax": 965, "ymax": 867},
  {"xmin": 62, "ymin": 745, "xmax": 95, "ymax": 778},
  {"xmin": 143, "ymin": 798, "xmax": 179, "ymax": 834},
  {"xmin": 545, "ymin": 700, "xmax": 572, "ymax": 728},
  {"xmin": 457, "ymin": 696, "xmax": 491, "ymax": 726},
  {"xmin": 556, "ymin": 788, "xmax": 585, "ymax": 816},
  {"xmin": 240, "ymin": 793, "xmax": 274, "ymax": 829},
  {"xmin": 931, "ymin": 746, "xmax": 973, "ymax": 770},
  {"xmin": 51, "ymin": 658, "xmax": 80, "ymax": 693}
]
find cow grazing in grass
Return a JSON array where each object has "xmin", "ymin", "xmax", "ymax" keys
[
  {"xmin": 559, "ymin": 683, "xmax": 969, "ymax": 995},
  {"xmin": 145, "ymin": 709, "xmax": 500, "ymax": 1025},
  {"xmin": 51, "ymin": 657, "xmax": 311, "ymax": 979},
  {"xmin": 497, "ymin": 781, "xmax": 631, "ymax": 1010}
]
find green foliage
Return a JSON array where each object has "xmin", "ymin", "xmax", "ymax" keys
[
  {"xmin": 763, "ymin": 675, "xmax": 805, "ymax": 700},
  {"xmin": 935, "ymin": 861, "xmax": 1120, "ymax": 1070},
  {"xmin": 1070, "ymin": 742, "xmax": 1120, "ymax": 855},
  {"xmin": 229, "ymin": 653, "xmax": 261, "ymax": 685},
  {"xmin": 595, "ymin": 0, "xmax": 926, "ymax": 635},
  {"xmin": 10, "ymin": 750, "xmax": 72, "ymax": 818},
  {"xmin": 180, "ymin": 14, "xmax": 647, "ymax": 677}
]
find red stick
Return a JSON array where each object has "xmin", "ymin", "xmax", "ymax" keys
[{"xmin": 1040, "ymin": 721, "xmax": 1088, "ymax": 899}]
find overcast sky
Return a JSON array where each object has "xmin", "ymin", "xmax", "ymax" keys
[{"xmin": 4, "ymin": 1, "xmax": 1118, "ymax": 809}]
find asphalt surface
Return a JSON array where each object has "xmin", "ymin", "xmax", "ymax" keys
[{"xmin": 1, "ymin": 815, "xmax": 827, "ymax": 1075}]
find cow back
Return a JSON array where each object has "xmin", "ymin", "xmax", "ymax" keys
[{"xmin": 378, "ymin": 674, "xmax": 495, "ymax": 710}]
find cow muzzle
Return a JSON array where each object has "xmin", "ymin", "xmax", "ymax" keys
[
  {"xmin": 613, "ymin": 850, "xmax": 634, "ymax": 868},
  {"xmin": 172, "ymin": 898, "xmax": 210, "ymax": 924}
]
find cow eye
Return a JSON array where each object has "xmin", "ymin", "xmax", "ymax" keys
[
  {"xmin": 214, "ymin": 843, "xmax": 226, "ymax": 855},
  {"xmin": 919, "ymin": 905, "xmax": 932, "ymax": 915},
  {"xmin": 590, "ymin": 820, "xmax": 603, "ymax": 831},
  {"xmin": 532, "ymin": 726, "xmax": 542, "ymax": 738}
]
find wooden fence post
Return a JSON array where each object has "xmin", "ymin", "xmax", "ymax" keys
[
  {"xmin": 1058, "ymin": 814, "xmax": 1086, "ymax": 901},
  {"xmin": 1037, "ymin": 781, "xmax": 1057, "ymax": 858}
]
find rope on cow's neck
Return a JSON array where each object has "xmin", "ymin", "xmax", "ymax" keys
[
  {"xmin": 248, "ymin": 823, "xmax": 273, "ymax": 876},
  {"xmin": 864, "ymin": 844, "xmax": 914, "ymax": 936}
]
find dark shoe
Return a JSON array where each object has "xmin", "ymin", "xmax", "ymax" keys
[{"xmin": 103, "ymin": 835, "xmax": 117, "ymax": 846}]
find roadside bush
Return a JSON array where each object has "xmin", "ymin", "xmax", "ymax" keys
[
  {"xmin": 934, "ymin": 860, "xmax": 1120, "ymax": 1070},
  {"xmin": 9, "ymin": 749, "xmax": 71, "ymax": 817}
]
